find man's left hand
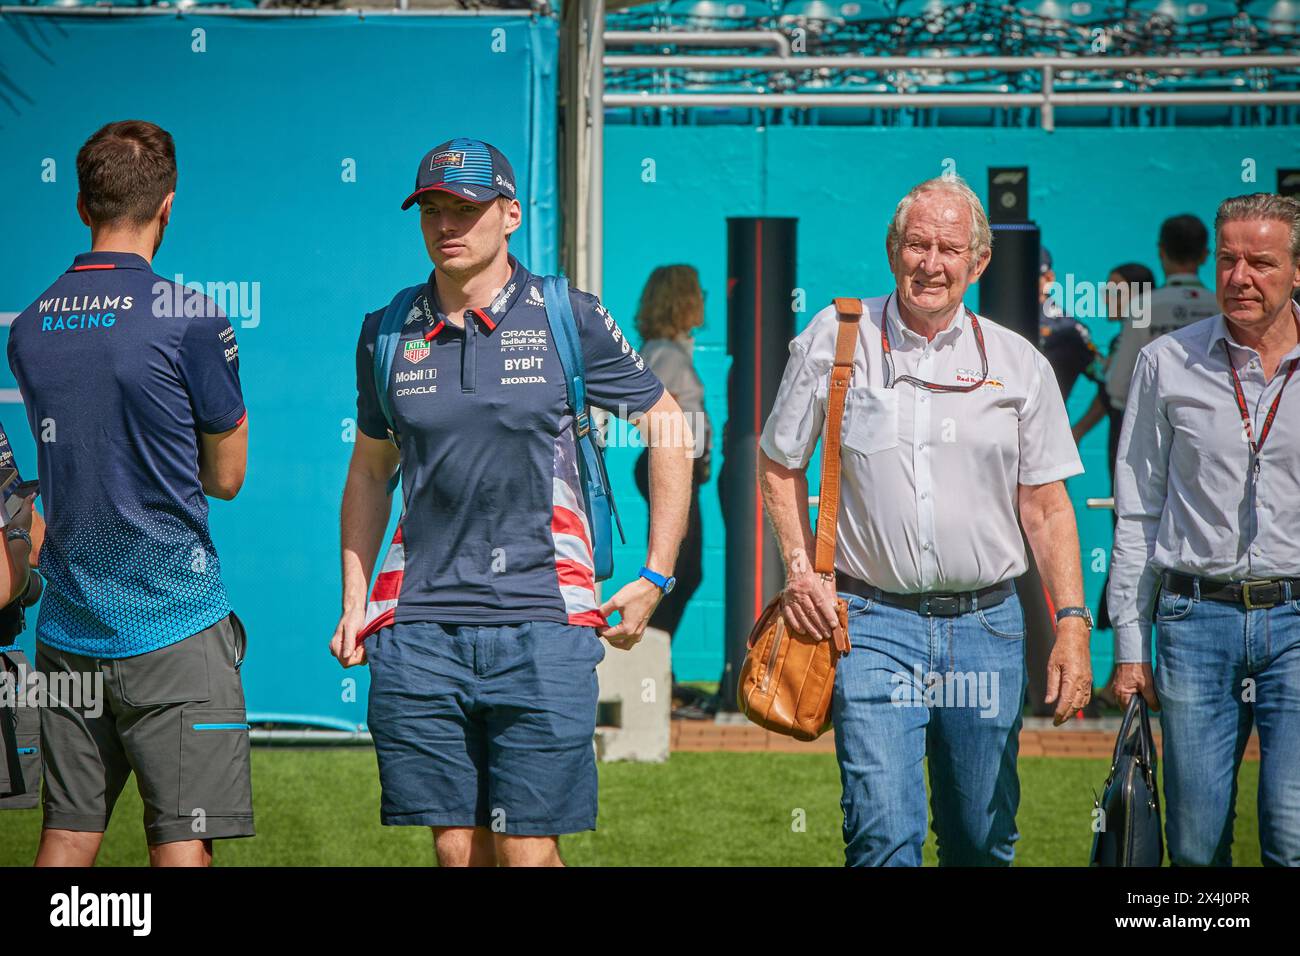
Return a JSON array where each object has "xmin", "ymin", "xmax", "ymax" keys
[
  {"xmin": 597, "ymin": 577, "xmax": 664, "ymax": 651},
  {"xmin": 10, "ymin": 494, "xmax": 34, "ymax": 533},
  {"xmin": 1044, "ymin": 618, "xmax": 1093, "ymax": 726}
]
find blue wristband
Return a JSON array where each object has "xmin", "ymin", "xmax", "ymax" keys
[{"xmin": 639, "ymin": 566, "xmax": 676, "ymax": 595}]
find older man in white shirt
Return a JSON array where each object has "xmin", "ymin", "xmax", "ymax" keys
[
  {"xmin": 1110, "ymin": 193, "xmax": 1300, "ymax": 867},
  {"xmin": 759, "ymin": 177, "xmax": 1092, "ymax": 866}
]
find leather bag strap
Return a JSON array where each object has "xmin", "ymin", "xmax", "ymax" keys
[{"xmin": 814, "ymin": 298, "xmax": 863, "ymax": 577}]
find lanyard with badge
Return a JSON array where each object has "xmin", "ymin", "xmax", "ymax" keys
[
  {"xmin": 1222, "ymin": 339, "xmax": 1298, "ymax": 477},
  {"xmin": 880, "ymin": 292, "xmax": 989, "ymax": 392}
]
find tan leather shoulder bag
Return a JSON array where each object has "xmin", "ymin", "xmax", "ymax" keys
[{"xmin": 737, "ymin": 297, "xmax": 861, "ymax": 741}]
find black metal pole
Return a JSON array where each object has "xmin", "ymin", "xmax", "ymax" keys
[{"xmin": 718, "ymin": 216, "xmax": 797, "ymax": 710}]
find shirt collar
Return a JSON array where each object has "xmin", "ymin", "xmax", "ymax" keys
[
  {"xmin": 68, "ymin": 251, "xmax": 151, "ymax": 273},
  {"xmin": 1165, "ymin": 272, "xmax": 1205, "ymax": 288},
  {"xmin": 1208, "ymin": 301, "xmax": 1300, "ymax": 360},
  {"xmin": 884, "ymin": 292, "xmax": 968, "ymax": 348},
  {"xmin": 420, "ymin": 254, "xmax": 532, "ymax": 338},
  {"xmin": 1207, "ymin": 313, "xmax": 1233, "ymax": 352}
]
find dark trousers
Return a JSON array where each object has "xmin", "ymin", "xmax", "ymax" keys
[
  {"xmin": 1096, "ymin": 406, "xmax": 1126, "ymax": 631},
  {"xmin": 634, "ymin": 450, "xmax": 703, "ymax": 638}
]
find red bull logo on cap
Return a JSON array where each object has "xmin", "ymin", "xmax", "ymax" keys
[{"xmin": 430, "ymin": 151, "xmax": 465, "ymax": 170}]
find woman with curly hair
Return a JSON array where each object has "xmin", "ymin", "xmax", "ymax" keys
[{"xmin": 633, "ymin": 265, "xmax": 713, "ymax": 716}]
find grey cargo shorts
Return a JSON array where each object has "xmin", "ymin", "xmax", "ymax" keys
[{"xmin": 37, "ymin": 613, "xmax": 255, "ymax": 844}]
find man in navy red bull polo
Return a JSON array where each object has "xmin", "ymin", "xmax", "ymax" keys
[
  {"xmin": 8, "ymin": 120, "xmax": 253, "ymax": 866},
  {"xmin": 331, "ymin": 138, "xmax": 693, "ymax": 866}
]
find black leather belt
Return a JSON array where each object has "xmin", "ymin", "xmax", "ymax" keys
[
  {"xmin": 835, "ymin": 571, "xmax": 1015, "ymax": 617},
  {"xmin": 1162, "ymin": 570, "xmax": 1298, "ymax": 610}
]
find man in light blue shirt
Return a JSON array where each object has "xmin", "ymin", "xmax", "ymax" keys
[{"xmin": 1109, "ymin": 193, "xmax": 1300, "ymax": 866}]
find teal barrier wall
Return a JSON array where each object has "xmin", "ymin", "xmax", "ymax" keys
[
  {"xmin": 2, "ymin": 13, "xmax": 1295, "ymax": 708},
  {"xmin": 601, "ymin": 125, "xmax": 1300, "ymax": 684},
  {"xmin": 0, "ymin": 12, "xmax": 558, "ymax": 730}
]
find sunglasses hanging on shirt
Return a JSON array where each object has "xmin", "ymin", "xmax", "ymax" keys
[{"xmin": 880, "ymin": 293, "xmax": 989, "ymax": 393}]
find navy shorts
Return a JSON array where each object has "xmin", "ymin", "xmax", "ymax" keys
[{"xmin": 366, "ymin": 620, "xmax": 605, "ymax": 836}]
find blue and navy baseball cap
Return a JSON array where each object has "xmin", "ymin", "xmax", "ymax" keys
[{"xmin": 401, "ymin": 138, "xmax": 518, "ymax": 210}]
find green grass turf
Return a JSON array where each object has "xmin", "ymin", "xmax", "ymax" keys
[{"xmin": 0, "ymin": 750, "xmax": 1262, "ymax": 867}]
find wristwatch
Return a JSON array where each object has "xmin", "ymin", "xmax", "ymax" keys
[
  {"xmin": 5, "ymin": 527, "xmax": 32, "ymax": 550},
  {"xmin": 1055, "ymin": 606, "xmax": 1094, "ymax": 630},
  {"xmin": 639, "ymin": 566, "xmax": 676, "ymax": 595}
]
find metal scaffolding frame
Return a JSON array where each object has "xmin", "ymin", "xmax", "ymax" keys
[{"xmin": 588, "ymin": 32, "xmax": 1300, "ymax": 288}]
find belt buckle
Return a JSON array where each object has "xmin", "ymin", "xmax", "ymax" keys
[
  {"xmin": 1241, "ymin": 579, "xmax": 1281, "ymax": 610},
  {"xmin": 921, "ymin": 594, "xmax": 960, "ymax": 617}
]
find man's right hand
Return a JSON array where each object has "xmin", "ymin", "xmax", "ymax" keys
[
  {"xmin": 779, "ymin": 570, "xmax": 841, "ymax": 641},
  {"xmin": 330, "ymin": 605, "xmax": 367, "ymax": 668},
  {"xmin": 1111, "ymin": 662, "xmax": 1159, "ymax": 711}
]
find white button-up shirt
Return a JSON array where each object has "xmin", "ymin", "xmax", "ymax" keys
[
  {"xmin": 760, "ymin": 294, "xmax": 1083, "ymax": 594},
  {"xmin": 1109, "ymin": 304, "xmax": 1300, "ymax": 663}
]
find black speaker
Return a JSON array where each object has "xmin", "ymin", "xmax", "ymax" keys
[
  {"xmin": 1278, "ymin": 168, "xmax": 1300, "ymax": 200},
  {"xmin": 980, "ymin": 222, "xmax": 1041, "ymax": 343},
  {"xmin": 988, "ymin": 167, "xmax": 1030, "ymax": 224},
  {"xmin": 718, "ymin": 217, "xmax": 797, "ymax": 710}
]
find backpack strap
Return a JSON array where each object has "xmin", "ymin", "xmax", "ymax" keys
[
  {"xmin": 542, "ymin": 275, "xmax": 625, "ymax": 549},
  {"xmin": 372, "ymin": 284, "xmax": 423, "ymax": 495},
  {"xmin": 541, "ymin": 276, "xmax": 590, "ymax": 436},
  {"xmin": 373, "ymin": 285, "xmax": 423, "ymax": 444}
]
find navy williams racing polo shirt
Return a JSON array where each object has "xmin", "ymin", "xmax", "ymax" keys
[
  {"xmin": 7, "ymin": 251, "xmax": 246, "ymax": 658},
  {"xmin": 356, "ymin": 255, "xmax": 664, "ymax": 634}
]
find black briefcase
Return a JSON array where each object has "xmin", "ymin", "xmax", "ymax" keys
[
  {"xmin": 1090, "ymin": 694, "xmax": 1164, "ymax": 866},
  {"xmin": 1, "ymin": 649, "xmax": 41, "ymax": 810}
]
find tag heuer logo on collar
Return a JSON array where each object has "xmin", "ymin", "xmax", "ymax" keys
[{"xmin": 403, "ymin": 339, "xmax": 430, "ymax": 365}]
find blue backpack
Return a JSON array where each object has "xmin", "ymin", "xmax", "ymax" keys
[{"xmin": 371, "ymin": 274, "xmax": 623, "ymax": 581}]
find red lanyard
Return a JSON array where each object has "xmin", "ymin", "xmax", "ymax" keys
[
  {"xmin": 881, "ymin": 294, "xmax": 989, "ymax": 392},
  {"xmin": 1223, "ymin": 338, "xmax": 1298, "ymax": 462}
]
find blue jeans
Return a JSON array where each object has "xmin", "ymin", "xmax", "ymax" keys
[
  {"xmin": 1155, "ymin": 586, "xmax": 1300, "ymax": 866},
  {"xmin": 832, "ymin": 591, "xmax": 1027, "ymax": 866}
]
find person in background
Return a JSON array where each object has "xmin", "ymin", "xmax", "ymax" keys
[
  {"xmin": 1069, "ymin": 263, "xmax": 1157, "ymax": 706},
  {"xmin": 1038, "ymin": 247, "xmax": 1104, "ymax": 401},
  {"xmin": 0, "ymin": 492, "xmax": 43, "ymax": 811},
  {"xmin": 1105, "ymin": 214, "xmax": 1218, "ymax": 416},
  {"xmin": 633, "ymin": 265, "xmax": 713, "ymax": 718},
  {"xmin": 1023, "ymin": 246, "xmax": 1106, "ymax": 717},
  {"xmin": 1072, "ymin": 263, "xmax": 1158, "ymax": 468}
]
